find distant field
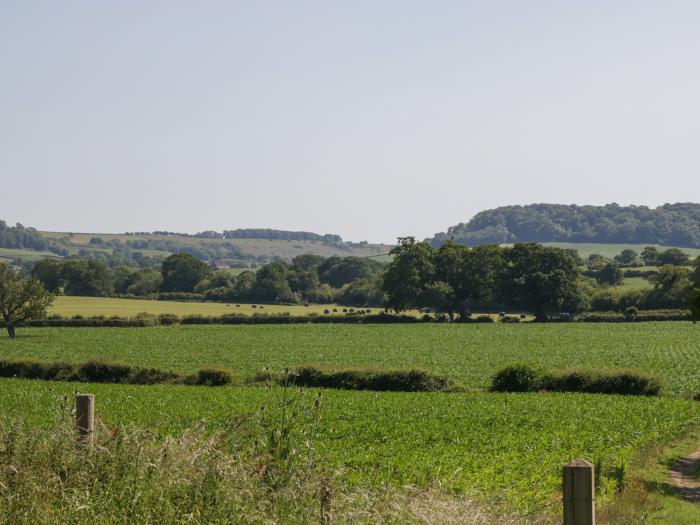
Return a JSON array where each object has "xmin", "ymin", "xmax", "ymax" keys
[
  {"xmin": 617, "ymin": 276, "xmax": 653, "ymax": 290},
  {"xmin": 39, "ymin": 231, "xmax": 393, "ymax": 260},
  {"xmin": 4, "ymin": 322, "xmax": 700, "ymax": 396},
  {"xmin": 1, "ymin": 377, "xmax": 697, "ymax": 512},
  {"xmin": 0, "ymin": 247, "xmax": 60, "ymax": 262},
  {"xmin": 545, "ymin": 242, "xmax": 700, "ymax": 259},
  {"xmin": 50, "ymin": 296, "xmax": 366, "ymax": 317}
]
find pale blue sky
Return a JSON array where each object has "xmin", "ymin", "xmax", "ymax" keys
[{"xmin": 2, "ymin": 1, "xmax": 699, "ymax": 243}]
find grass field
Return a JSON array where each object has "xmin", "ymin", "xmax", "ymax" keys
[
  {"xmin": 1, "ymin": 377, "xmax": 697, "ymax": 512},
  {"xmin": 544, "ymin": 242, "xmax": 700, "ymax": 259},
  {"xmin": 617, "ymin": 276, "xmax": 653, "ymax": 290},
  {"xmin": 3, "ymin": 322, "xmax": 700, "ymax": 397},
  {"xmin": 0, "ymin": 247, "xmax": 61, "ymax": 262},
  {"xmin": 49, "ymin": 295, "xmax": 367, "ymax": 317}
]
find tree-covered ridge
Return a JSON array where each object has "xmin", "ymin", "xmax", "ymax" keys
[{"xmin": 429, "ymin": 203, "xmax": 700, "ymax": 248}]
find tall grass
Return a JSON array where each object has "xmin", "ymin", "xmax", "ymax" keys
[{"xmin": 0, "ymin": 389, "xmax": 503, "ymax": 524}]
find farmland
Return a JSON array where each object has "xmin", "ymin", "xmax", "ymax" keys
[
  {"xmin": 2, "ymin": 322, "xmax": 700, "ymax": 397},
  {"xmin": 544, "ymin": 242, "xmax": 700, "ymax": 260},
  {"xmin": 1, "ymin": 377, "xmax": 698, "ymax": 512},
  {"xmin": 49, "ymin": 295, "xmax": 366, "ymax": 318},
  {"xmin": 38, "ymin": 230, "xmax": 393, "ymax": 261}
]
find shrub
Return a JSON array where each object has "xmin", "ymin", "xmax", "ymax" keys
[
  {"xmin": 289, "ymin": 366, "xmax": 456, "ymax": 392},
  {"xmin": 128, "ymin": 367, "xmax": 180, "ymax": 385},
  {"xmin": 491, "ymin": 365, "xmax": 542, "ymax": 392},
  {"xmin": 158, "ymin": 313, "xmax": 180, "ymax": 325},
  {"xmin": 186, "ymin": 368, "xmax": 237, "ymax": 386},
  {"xmin": 0, "ymin": 359, "xmax": 76, "ymax": 381},
  {"xmin": 543, "ymin": 369, "xmax": 661, "ymax": 396},
  {"xmin": 501, "ymin": 316, "xmax": 520, "ymax": 323},
  {"xmin": 78, "ymin": 361, "xmax": 133, "ymax": 383},
  {"xmin": 491, "ymin": 365, "xmax": 661, "ymax": 396}
]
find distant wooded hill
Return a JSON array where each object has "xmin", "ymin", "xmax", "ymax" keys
[
  {"xmin": 0, "ymin": 220, "xmax": 391, "ymax": 267},
  {"xmin": 428, "ymin": 203, "xmax": 700, "ymax": 248}
]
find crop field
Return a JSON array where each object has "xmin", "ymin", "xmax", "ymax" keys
[
  {"xmin": 1, "ymin": 377, "xmax": 698, "ymax": 511},
  {"xmin": 544, "ymin": 242, "xmax": 700, "ymax": 259},
  {"xmin": 49, "ymin": 296, "xmax": 368, "ymax": 318},
  {"xmin": 3, "ymin": 322, "xmax": 700, "ymax": 397}
]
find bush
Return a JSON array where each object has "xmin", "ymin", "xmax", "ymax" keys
[
  {"xmin": 491, "ymin": 365, "xmax": 542, "ymax": 392},
  {"xmin": 500, "ymin": 316, "xmax": 520, "ymax": 323},
  {"xmin": 158, "ymin": 313, "xmax": 180, "ymax": 325},
  {"xmin": 289, "ymin": 366, "xmax": 456, "ymax": 392},
  {"xmin": 0, "ymin": 359, "xmax": 76, "ymax": 381},
  {"xmin": 491, "ymin": 365, "xmax": 661, "ymax": 396},
  {"xmin": 0, "ymin": 359, "xmax": 231, "ymax": 387},
  {"xmin": 78, "ymin": 361, "xmax": 133, "ymax": 383},
  {"xmin": 186, "ymin": 368, "xmax": 238, "ymax": 386}
]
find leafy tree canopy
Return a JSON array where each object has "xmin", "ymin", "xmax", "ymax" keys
[
  {"xmin": 429, "ymin": 203, "xmax": 700, "ymax": 248},
  {"xmin": 0, "ymin": 262, "xmax": 54, "ymax": 338}
]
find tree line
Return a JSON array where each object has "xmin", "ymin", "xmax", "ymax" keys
[
  {"xmin": 30, "ymin": 253, "xmax": 386, "ymax": 307},
  {"xmin": 430, "ymin": 203, "xmax": 700, "ymax": 248}
]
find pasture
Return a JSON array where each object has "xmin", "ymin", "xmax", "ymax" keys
[
  {"xmin": 3, "ymin": 322, "xmax": 700, "ymax": 396},
  {"xmin": 544, "ymin": 242, "xmax": 700, "ymax": 259},
  {"xmin": 1, "ymin": 377, "xmax": 698, "ymax": 511},
  {"xmin": 49, "ymin": 295, "xmax": 362, "ymax": 318}
]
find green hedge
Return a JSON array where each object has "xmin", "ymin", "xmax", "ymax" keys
[
  {"xmin": 490, "ymin": 364, "xmax": 661, "ymax": 396},
  {"xmin": 287, "ymin": 365, "xmax": 458, "ymax": 392},
  {"xmin": 0, "ymin": 359, "xmax": 230, "ymax": 387},
  {"xmin": 574, "ymin": 310, "xmax": 689, "ymax": 322}
]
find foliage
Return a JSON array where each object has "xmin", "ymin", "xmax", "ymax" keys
[
  {"xmin": 0, "ymin": 263, "xmax": 54, "ymax": 338},
  {"xmin": 160, "ymin": 253, "xmax": 211, "ymax": 293},
  {"xmin": 289, "ymin": 365, "xmax": 456, "ymax": 392},
  {"xmin": 688, "ymin": 289, "xmax": 700, "ymax": 322},
  {"xmin": 429, "ymin": 203, "xmax": 700, "ymax": 248},
  {"xmin": 596, "ymin": 262, "xmax": 624, "ymax": 285},
  {"xmin": 501, "ymin": 243, "xmax": 587, "ymax": 320},
  {"xmin": 492, "ymin": 365, "xmax": 661, "ymax": 396},
  {"xmin": 185, "ymin": 367, "xmax": 238, "ymax": 386}
]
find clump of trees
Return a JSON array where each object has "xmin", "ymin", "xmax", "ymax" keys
[
  {"xmin": 29, "ymin": 252, "xmax": 388, "ymax": 307},
  {"xmin": 0, "ymin": 262, "xmax": 54, "ymax": 338},
  {"xmin": 382, "ymin": 239, "xmax": 587, "ymax": 321}
]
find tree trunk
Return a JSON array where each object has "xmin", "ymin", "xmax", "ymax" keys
[{"xmin": 6, "ymin": 325, "xmax": 15, "ymax": 339}]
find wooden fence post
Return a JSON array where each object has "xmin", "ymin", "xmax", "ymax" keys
[
  {"xmin": 563, "ymin": 459, "xmax": 595, "ymax": 525},
  {"xmin": 320, "ymin": 477, "xmax": 332, "ymax": 525},
  {"xmin": 76, "ymin": 393, "xmax": 95, "ymax": 444}
]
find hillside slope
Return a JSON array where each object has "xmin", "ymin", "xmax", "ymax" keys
[
  {"xmin": 0, "ymin": 220, "xmax": 391, "ymax": 265},
  {"xmin": 428, "ymin": 203, "xmax": 700, "ymax": 248}
]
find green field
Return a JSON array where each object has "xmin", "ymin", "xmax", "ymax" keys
[
  {"xmin": 545, "ymin": 242, "xmax": 700, "ymax": 259},
  {"xmin": 617, "ymin": 276, "xmax": 653, "ymax": 290},
  {"xmin": 1, "ymin": 377, "xmax": 697, "ymax": 511},
  {"xmin": 0, "ymin": 247, "xmax": 61, "ymax": 262},
  {"xmin": 49, "ymin": 295, "xmax": 368, "ymax": 317},
  {"xmin": 3, "ymin": 322, "xmax": 700, "ymax": 397}
]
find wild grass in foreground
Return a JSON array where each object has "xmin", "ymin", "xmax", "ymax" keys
[{"xmin": 0, "ymin": 392, "xmax": 505, "ymax": 525}]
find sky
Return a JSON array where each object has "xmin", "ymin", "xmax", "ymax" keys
[{"xmin": 2, "ymin": 1, "xmax": 700, "ymax": 244}]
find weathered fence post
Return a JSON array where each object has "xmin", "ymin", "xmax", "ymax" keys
[
  {"xmin": 76, "ymin": 393, "xmax": 95, "ymax": 444},
  {"xmin": 320, "ymin": 477, "xmax": 332, "ymax": 525},
  {"xmin": 563, "ymin": 459, "xmax": 595, "ymax": 525}
]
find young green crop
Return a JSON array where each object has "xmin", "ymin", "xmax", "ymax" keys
[
  {"xmin": 1, "ymin": 378, "xmax": 698, "ymax": 512},
  {"xmin": 2, "ymin": 322, "xmax": 699, "ymax": 396}
]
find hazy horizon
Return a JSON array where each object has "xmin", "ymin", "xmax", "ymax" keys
[{"xmin": 3, "ymin": 2, "xmax": 700, "ymax": 244}]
